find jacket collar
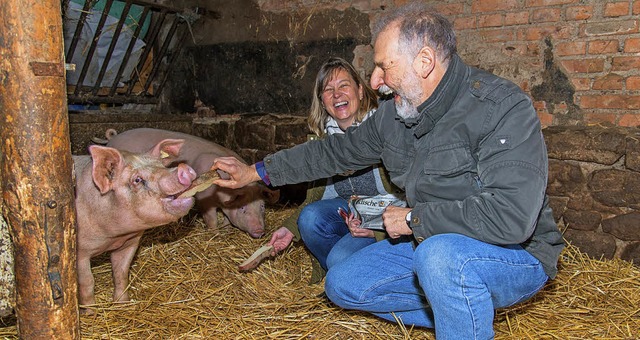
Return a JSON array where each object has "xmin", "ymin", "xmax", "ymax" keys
[{"xmin": 405, "ymin": 54, "xmax": 465, "ymax": 138}]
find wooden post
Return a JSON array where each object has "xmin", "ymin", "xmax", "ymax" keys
[{"xmin": 0, "ymin": 0, "xmax": 80, "ymax": 338}]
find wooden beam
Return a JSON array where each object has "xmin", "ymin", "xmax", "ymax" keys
[{"xmin": 0, "ymin": 0, "xmax": 80, "ymax": 338}]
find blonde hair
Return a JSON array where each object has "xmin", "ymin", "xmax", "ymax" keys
[{"xmin": 308, "ymin": 57, "xmax": 378, "ymax": 137}]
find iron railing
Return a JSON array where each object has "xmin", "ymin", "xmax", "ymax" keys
[{"xmin": 63, "ymin": 0, "xmax": 199, "ymax": 105}]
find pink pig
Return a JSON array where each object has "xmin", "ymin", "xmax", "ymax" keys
[
  {"xmin": 102, "ymin": 128, "xmax": 279, "ymax": 238},
  {"xmin": 74, "ymin": 140, "xmax": 196, "ymax": 312}
]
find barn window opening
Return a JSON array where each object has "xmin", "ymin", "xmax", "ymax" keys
[{"xmin": 62, "ymin": 0, "xmax": 200, "ymax": 110}]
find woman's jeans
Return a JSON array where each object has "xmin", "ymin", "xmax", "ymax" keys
[
  {"xmin": 324, "ymin": 234, "xmax": 549, "ymax": 340},
  {"xmin": 298, "ymin": 198, "xmax": 376, "ymax": 270}
]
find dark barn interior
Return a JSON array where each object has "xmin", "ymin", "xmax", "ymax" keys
[{"xmin": 1, "ymin": 0, "xmax": 639, "ymax": 338}]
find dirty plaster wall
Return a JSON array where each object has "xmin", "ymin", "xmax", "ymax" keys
[{"xmin": 165, "ymin": 0, "xmax": 373, "ymax": 115}]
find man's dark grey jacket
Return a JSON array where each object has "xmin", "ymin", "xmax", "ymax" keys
[{"xmin": 264, "ymin": 54, "xmax": 565, "ymax": 279}]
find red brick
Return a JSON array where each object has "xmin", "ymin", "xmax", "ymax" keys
[
  {"xmin": 560, "ymin": 58, "xmax": 605, "ymax": 73},
  {"xmin": 624, "ymin": 38, "xmax": 640, "ymax": 52},
  {"xmin": 505, "ymin": 11, "xmax": 529, "ymax": 25},
  {"xmin": 454, "ymin": 16, "xmax": 476, "ymax": 30},
  {"xmin": 531, "ymin": 8, "xmax": 561, "ymax": 23},
  {"xmin": 518, "ymin": 25, "xmax": 573, "ymax": 41},
  {"xmin": 582, "ymin": 20, "xmax": 638, "ymax": 36},
  {"xmin": 580, "ymin": 95, "xmax": 640, "ymax": 109},
  {"xmin": 534, "ymin": 100, "xmax": 548, "ymax": 110},
  {"xmin": 479, "ymin": 29, "xmax": 516, "ymax": 42},
  {"xmin": 627, "ymin": 76, "xmax": 640, "ymax": 90},
  {"xmin": 566, "ymin": 5, "xmax": 593, "ymax": 20},
  {"xmin": 612, "ymin": 56, "xmax": 640, "ymax": 71},
  {"xmin": 534, "ymin": 101, "xmax": 551, "ymax": 126},
  {"xmin": 592, "ymin": 74, "xmax": 625, "ymax": 90},
  {"xmin": 525, "ymin": 0, "xmax": 577, "ymax": 7},
  {"xmin": 538, "ymin": 111, "xmax": 554, "ymax": 127},
  {"xmin": 604, "ymin": 2, "xmax": 630, "ymax": 17},
  {"xmin": 634, "ymin": 0, "xmax": 640, "ymax": 14},
  {"xmin": 556, "ymin": 41, "xmax": 587, "ymax": 56},
  {"xmin": 588, "ymin": 40, "xmax": 620, "ymax": 54},
  {"xmin": 619, "ymin": 113, "xmax": 640, "ymax": 127},
  {"xmin": 571, "ymin": 78, "xmax": 591, "ymax": 91},
  {"xmin": 478, "ymin": 14, "xmax": 503, "ymax": 28},
  {"xmin": 472, "ymin": 0, "xmax": 519, "ymax": 13},
  {"xmin": 433, "ymin": 3, "xmax": 465, "ymax": 16}
]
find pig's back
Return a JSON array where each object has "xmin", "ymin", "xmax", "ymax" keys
[{"xmin": 106, "ymin": 128, "xmax": 244, "ymax": 170}]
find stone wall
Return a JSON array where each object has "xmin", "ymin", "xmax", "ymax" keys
[{"xmin": 545, "ymin": 125, "xmax": 640, "ymax": 264}]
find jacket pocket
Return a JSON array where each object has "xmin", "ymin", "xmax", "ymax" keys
[
  {"xmin": 424, "ymin": 143, "xmax": 474, "ymax": 176},
  {"xmin": 381, "ymin": 142, "xmax": 411, "ymax": 174}
]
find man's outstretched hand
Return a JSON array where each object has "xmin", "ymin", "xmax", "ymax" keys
[
  {"xmin": 211, "ymin": 156, "xmax": 261, "ymax": 189},
  {"xmin": 268, "ymin": 227, "xmax": 295, "ymax": 255}
]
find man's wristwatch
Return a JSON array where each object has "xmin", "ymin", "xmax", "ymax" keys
[{"xmin": 405, "ymin": 211, "xmax": 412, "ymax": 227}]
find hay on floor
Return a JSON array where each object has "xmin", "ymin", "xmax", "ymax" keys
[{"xmin": 1, "ymin": 206, "xmax": 639, "ymax": 339}]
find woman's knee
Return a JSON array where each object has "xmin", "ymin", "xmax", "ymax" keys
[
  {"xmin": 326, "ymin": 244, "xmax": 355, "ymax": 269},
  {"xmin": 297, "ymin": 205, "xmax": 321, "ymax": 236}
]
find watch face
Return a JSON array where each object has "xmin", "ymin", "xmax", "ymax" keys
[{"xmin": 406, "ymin": 211, "xmax": 411, "ymax": 223}]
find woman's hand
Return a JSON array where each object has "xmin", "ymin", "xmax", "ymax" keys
[{"xmin": 340, "ymin": 208, "xmax": 374, "ymax": 238}]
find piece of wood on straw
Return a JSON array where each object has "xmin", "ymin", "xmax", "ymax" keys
[
  {"xmin": 177, "ymin": 170, "xmax": 221, "ymax": 198},
  {"xmin": 238, "ymin": 244, "xmax": 274, "ymax": 271}
]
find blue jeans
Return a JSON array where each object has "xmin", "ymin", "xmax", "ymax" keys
[
  {"xmin": 325, "ymin": 233, "xmax": 549, "ymax": 340},
  {"xmin": 298, "ymin": 198, "xmax": 376, "ymax": 270}
]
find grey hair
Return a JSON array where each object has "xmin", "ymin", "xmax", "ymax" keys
[{"xmin": 372, "ymin": 3, "xmax": 457, "ymax": 63}]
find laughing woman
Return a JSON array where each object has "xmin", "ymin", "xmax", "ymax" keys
[{"xmin": 267, "ymin": 57, "xmax": 403, "ymax": 283}]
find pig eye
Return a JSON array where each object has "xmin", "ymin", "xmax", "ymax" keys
[{"xmin": 133, "ymin": 176, "xmax": 146, "ymax": 186}]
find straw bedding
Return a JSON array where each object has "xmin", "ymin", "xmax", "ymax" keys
[{"xmin": 1, "ymin": 206, "xmax": 639, "ymax": 339}]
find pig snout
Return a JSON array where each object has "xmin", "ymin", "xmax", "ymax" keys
[
  {"xmin": 160, "ymin": 163, "xmax": 197, "ymax": 216},
  {"xmin": 230, "ymin": 204, "xmax": 265, "ymax": 239},
  {"xmin": 247, "ymin": 223, "xmax": 265, "ymax": 238},
  {"xmin": 178, "ymin": 163, "xmax": 197, "ymax": 186}
]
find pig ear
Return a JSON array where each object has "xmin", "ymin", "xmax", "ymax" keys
[
  {"xmin": 149, "ymin": 139, "xmax": 184, "ymax": 165},
  {"xmin": 262, "ymin": 187, "xmax": 280, "ymax": 204},
  {"xmin": 89, "ymin": 145, "xmax": 125, "ymax": 194}
]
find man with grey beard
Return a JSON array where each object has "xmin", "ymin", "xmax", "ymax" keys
[{"xmin": 212, "ymin": 3, "xmax": 564, "ymax": 339}]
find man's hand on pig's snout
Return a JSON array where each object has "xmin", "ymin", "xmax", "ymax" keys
[{"xmin": 211, "ymin": 156, "xmax": 261, "ymax": 189}]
